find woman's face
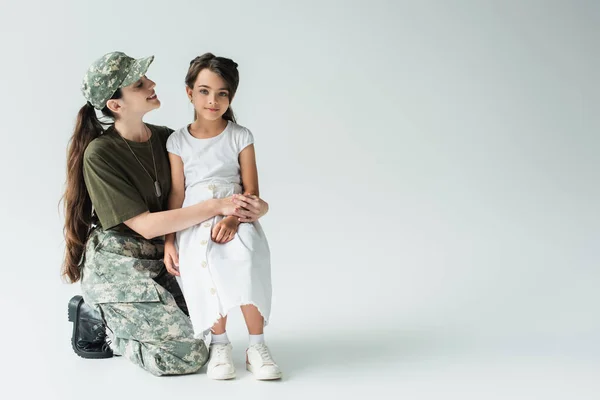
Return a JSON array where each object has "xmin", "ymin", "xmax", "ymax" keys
[
  {"xmin": 109, "ymin": 75, "xmax": 160, "ymax": 117},
  {"xmin": 187, "ymin": 68, "xmax": 231, "ymax": 121}
]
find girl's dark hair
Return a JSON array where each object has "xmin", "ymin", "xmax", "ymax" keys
[
  {"xmin": 186, "ymin": 53, "xmax": 239, "ymax": 122},
  {"xmin": 60, "ymin": 89, "xmax": 122, "ymax": 283}
]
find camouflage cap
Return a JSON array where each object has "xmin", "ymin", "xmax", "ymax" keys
[{"xmin": 81, "ymin": 51, "xmax": 154, "ymax": 109}]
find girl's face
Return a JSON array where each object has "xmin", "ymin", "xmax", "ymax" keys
[
  {"xmin": 187, "ymin": 68, "xmax": 231, "ymax": 122},
  {"xmin": 109, "ymin": 75, "xmax": 160, "ymax": 117}
]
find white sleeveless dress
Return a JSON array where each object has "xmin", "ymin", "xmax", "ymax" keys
[{"xmin": 166, "ymin": 121, "xmax": 272, "ymax": 337}]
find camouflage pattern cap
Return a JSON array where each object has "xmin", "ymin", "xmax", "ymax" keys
[{"xmin": 81, "ymin": 51, "xmax": 154, "ymax": 109}]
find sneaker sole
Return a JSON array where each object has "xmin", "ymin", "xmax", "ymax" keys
[
  {"xmin": 246, "ymin": 363, "xmax": 282, "ymax": 380},
  {"xmin": 68, "ymin": 295, "xmax": 113, "ymax": 359},
  {"xmin": 207, "ymin": 369, "xmax": 236, "ymax": 380}
]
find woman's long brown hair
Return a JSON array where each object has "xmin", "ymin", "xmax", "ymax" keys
[{"xmin": 61, "ymin": 92, "xmax": 120, "ymax": 282}]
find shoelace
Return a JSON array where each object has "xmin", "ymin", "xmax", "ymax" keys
[
  {"xmin": 80, "ymin": 328, "xmax": 112, "ymax": 352},
  {"xmin": 211, "ymin": 345, "xmax": 232, "ymax": 365},
  {"xmin": 100, "ymin": 338, "xmax": 112, "ymax": 353},
  {"xmin": 95, "ymin": 324, "xmax": 112, "ymax": 353},
  {"xmin": 253, "ymin": 344, "xmax": 274, "ymax": 365}
]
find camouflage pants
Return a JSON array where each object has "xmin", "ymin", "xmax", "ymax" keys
[{"xmin": 80, "ymin": 228, "xmax": 208, "ymax": 376}]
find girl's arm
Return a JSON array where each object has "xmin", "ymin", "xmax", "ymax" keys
[
  {"xmin": 165, "ymin": 153, "xmax": 186, "ymax": 243},
  {"xmin": 232, "ymin": 144, "xmax": 270, "ymax": 223},
  {"xmin": 218, "ymin": 144, "xmax": 259, "ymax": 227},
  {"xmin": 239, "ymin": 144, "xmax": 259, "ymax": 196}
]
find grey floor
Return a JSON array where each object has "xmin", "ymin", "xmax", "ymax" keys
[{"xmin": 9, "ymin": 296, "xmax": 599, "ymax": 400}]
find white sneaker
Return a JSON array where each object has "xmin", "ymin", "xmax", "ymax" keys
[
  {"xmin": 246, "ymin": 343, "xmax": 282, "ymax": 380},
  {"xmin": 207, "ymin": 343, "xmax": 236, "ymax": 380}
]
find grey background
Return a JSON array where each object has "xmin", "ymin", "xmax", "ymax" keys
[{"xmin": 0, "ymin": 0, "xmax": 598, "ymax": 398}]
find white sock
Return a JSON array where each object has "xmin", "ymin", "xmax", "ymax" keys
[
  {"xmin": 249, "ymin": 333, "xmax": 265, "ymax": 346},
  {"xmin": 211, "ymin": 332, "xmax": 230, "ymax": 345}
]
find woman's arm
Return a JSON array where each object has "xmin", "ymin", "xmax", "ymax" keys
[
  {"xmin": 165, "ymin": 153, "xmax": 186, "ymax": 243},
  {"xmin": 125, "ymin": 199, "xmax": 222, "ymax": 240},
  {"xmin": 125, "ymin": 149, "xmax": 267, "ymax": 239},
  {"xmin": 125, "ymin": 147, "xmax": 257, "ymax": 240}
]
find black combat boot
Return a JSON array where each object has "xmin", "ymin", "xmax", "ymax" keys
[{"xmin": 67, "ymin": 295, "xmax": 113, "ymax": 359}]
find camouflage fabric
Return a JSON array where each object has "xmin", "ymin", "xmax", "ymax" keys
[
  {"xmin": 81, "ymin": 51, "xmax": 154, "ymax": 110},
  {"xmin": 80, "ymin": 227, "xmax": 208, "ymax": 376}
]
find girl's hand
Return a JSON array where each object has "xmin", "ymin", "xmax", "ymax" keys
[
  {"xmin": 211, "ymin": 216, "xmax": 240, "ymax": 244},
  {"xmin": 164, "ymin": 240, "xmax": 180, "ymax": 276},
  {"xmin": 232, "ymin": 194, "xmax": 269, "ymax": 222}
]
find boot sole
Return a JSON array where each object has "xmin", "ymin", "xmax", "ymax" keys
[{"xmin": 68, "ymin": 295, "xmax": 113, "ymax": 359}]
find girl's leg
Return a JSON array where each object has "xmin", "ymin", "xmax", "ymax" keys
[
  {"xmin": 240, "ymin": 305, "xmax": 264, "ymax": 335},
  {"xmin": 211, "ymin": 315, "xmax": 228, "ymax": 335},
  {"xmin": 241, "ymin": 305, "xmax": 281, "ymax": 380},
  {"xmin": 207, "ymin": 315, "xmax": 235, "ymax": 380}
]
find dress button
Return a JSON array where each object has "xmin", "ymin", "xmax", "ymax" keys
[
  {"xmin": 208, "ymin": 184, "xmax": 216, "ymax": 191},
  {"xmin": 203, "ymin": 222, "xmax": 211, "ymax": 228},
  {"xmin": 200, "ymin": 240, "xmax": 208, "ymax": 245},
  {"xmin": 210, "ymin": 288, "xmax": 216, "ymax": 295},
  {"xmin": 201, "ymin": 261, "xmax": 207, "ymax": 268}
]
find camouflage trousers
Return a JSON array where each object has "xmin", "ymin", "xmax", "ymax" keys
[{"xmin": 80, "ymin": 227, "xmax": 208, "ymax": 376}]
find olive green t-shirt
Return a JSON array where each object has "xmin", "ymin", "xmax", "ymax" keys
[{"xmin": 83, "ymin": 123, "xmax": 173, "ymax": 233}]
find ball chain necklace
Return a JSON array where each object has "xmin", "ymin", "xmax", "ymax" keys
[{"xmin": 117, "ymin": 124, "xmax": 162, "ymax": 197}]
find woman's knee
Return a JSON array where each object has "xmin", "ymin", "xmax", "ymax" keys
[{"xmin": 123, "ymin": 338, "xmax": 208, "ymax": 376}]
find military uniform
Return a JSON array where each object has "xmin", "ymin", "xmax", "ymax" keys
[{"xmin": 76, "ymin": 52, "xmax": 208, "ymax": 376}]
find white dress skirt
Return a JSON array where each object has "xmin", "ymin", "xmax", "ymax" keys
[{"xmin": 167, "ymin": 122, "xmax": 272, "ymax": 338}]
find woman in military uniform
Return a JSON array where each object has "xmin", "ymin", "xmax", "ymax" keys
[{"xmin": 62, "ymin": 51, "xmax": 269, "ymax": 376}]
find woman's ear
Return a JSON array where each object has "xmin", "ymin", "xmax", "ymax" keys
[
  {"xmin": 106, "ymin": 98, "xmax": 121, "ymax": 114},
  {"xmin": 185, "ymin": 86, "xmax": 193, "ymax": 102}
]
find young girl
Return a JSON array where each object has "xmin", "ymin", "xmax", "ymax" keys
[{"xmin": 164, "ymin": 53, "xmax": 281, "ymax": 380}]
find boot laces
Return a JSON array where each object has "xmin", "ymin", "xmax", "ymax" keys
[{"xmin": 93, "ymin": 323, "xmax": 112, "ymax": 352}]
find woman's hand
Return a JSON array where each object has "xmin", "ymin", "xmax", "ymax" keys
[
  {"xmin": 217, "ymin": 196, "xmax": 245, "ymax": 218},
  {"xmin": 212, "ymin": 216, "xmax": 240, "ymax": 244},
  {"xmin": 164, "ymin": 239, "xmax": 180, "ymax": 276},
  {"xmin": 216, "ymin": 194, "xmax": 269, "ymax": 222},
  {"xmin": 232, "ymin": 194, "xmax": 269, "ymax": 222}
]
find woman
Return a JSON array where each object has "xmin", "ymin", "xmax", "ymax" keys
[{"xmin": 62, "ymin": 51, "xmax": 269, "ymax": 376}]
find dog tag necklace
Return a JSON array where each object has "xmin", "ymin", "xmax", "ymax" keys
[{"xmin": 118, "ymin": 125, "xmax": 162, "ymax": 197}]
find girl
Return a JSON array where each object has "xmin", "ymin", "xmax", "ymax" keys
[
  {"xmin": 164, "ymin": 53, "xmax": 281, "ymax": 380},
  {"xmin": 63, "ymin": 51, "xmax": 270, "ymax": 376}
]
